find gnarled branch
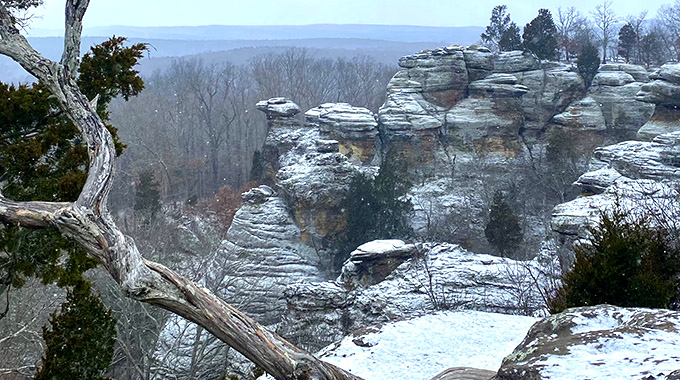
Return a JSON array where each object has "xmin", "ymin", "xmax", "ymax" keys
[{"xmin": 0, "ymin": 2, "xmax": 363, "ymax": 380}]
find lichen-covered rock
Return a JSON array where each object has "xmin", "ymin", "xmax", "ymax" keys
[
  {"xmin": 585, "ymin": 66, "xmax": 654, "ymax": 139},
  {"xmin": 397, "ymin": 46, "xmax": 470, "ymax": 107},
  {"xmin": 276, "ymin": 139, "xmax": 363, "ymax": 251},
  {"xmin": 256, "ymin": 98, "xmax": 306, "ymax": 181},
  {"xmin": 637, "ymin": 64, "xmax": 680, "ymax": 140},
  {"xmin": 514, "ymin": 65, "xmax": 585, "ymax": 135},
  {"xmin": 463, "ymin": 46, "xmax": 494, "ymax": 81},
  {"xmin": 305, "ymin": 103, "xmax": 379, "ymax": 164},
  {"xmin": 496, "ymin": 305, "xmax": 680, "ymax": 380},
  {"xmin": 599, "ymin": 63, "xmax": 649, "ymax": 82},
  {"xmin": 446, "ymin": 74, "xmax": 527, "ymax": 153}
]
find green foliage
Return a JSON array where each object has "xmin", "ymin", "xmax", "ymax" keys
[
  {"xmin": 0, "ymin": 36, "xmax": 145, "ymax": 289},
  {"xmin": 618, "ymin": 23, "xmax": 638, "ymax": 62},
  {"xmin": 549, "ymin": 209, "xmax": 680, "ymax": 314},
  {"xmin": 499, "ymin": 23, "xmax": 522, "ymax": 52},
  {"xmin": 481, "ymin": 5, "xmax": 522, "ymax": 52},
  {"xmin": 34, "ymin": 280, "xmax": 116, "ymax": 380},
  {"xmin": 522, "ymin": 9, "xmax": 559, "ymax": 60},
  {"xmin": 339, "ymin": 148, "xmax": 414, "ymax": 267},
  {"xmin": 0, "ymin": 37, "xmax": 144, "ymax": 376},
  {"xmin": 484, "ymin": 191, "xmax": 523, "ymax": 257},
  {"xmin": 577, "ymin": 42, "xmax": 600, "ymax": 88},
  {"xmin": 640, "ymin": 32, "xmax": 666, "ymax": 67},
  {"xmin": 134, "ymin": 169, "xmax": 162, "ymax": 221}
]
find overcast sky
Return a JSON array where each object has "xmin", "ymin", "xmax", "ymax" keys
[{"xmin": 27, "ymin": 0, "xmax": 668, "ymax": 32}]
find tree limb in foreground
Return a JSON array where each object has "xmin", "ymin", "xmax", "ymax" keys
[{"xmin": 0, "ymin": 2, "xmax": 361, "ymax": 379}]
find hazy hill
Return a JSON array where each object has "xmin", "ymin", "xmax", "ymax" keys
[{"xmin": 1, "ymin": 24, "xmax": 483, "ymax": 83}]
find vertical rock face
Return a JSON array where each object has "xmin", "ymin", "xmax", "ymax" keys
[
  {"xmin": 305, "ymin": 103, "xmax": 380, "ymax": 164},
  {"xmin": 586, "ymin": 64, "xmax": 654, "ymax": 140},
  {"xmin": 217, "ymin": 185, "xmax": 323, "ymax": 324},
  {"xmin": 510, "ymin": 62, "xmax": 584, "ymax": 136},
  {"xmin": 446, "ymin": 73, "xmax": 528, "ymax": 157},
  {"xmin": 637, "ymin": 64, "xmax": 680, "ymax": 140}
]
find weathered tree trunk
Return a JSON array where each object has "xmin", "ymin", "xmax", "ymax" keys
[{"xmin": 0, "ymin": 2, "xmax": 362, "ymax": 380}]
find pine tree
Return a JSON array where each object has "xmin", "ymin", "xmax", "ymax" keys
[
  {"xmin": 34, "ymin": 280, "xmax": 117, "ymax": 380},
  {"xmin": 522, "ymin": 9, "xmax": 559, "ymax": 60},
  {"xmin": 618, "ymin": 23, "xmax": 638, "ymax": 63},
  {"xmin": 549, "ymin": 209, "xmax": 680, "ymax": 313},
  {"xmin": 481, "ymin": 5, "xmax": 519, "ymax": 52},
  {"xmin": 134, "ymin": 169, "xmax": 162, "ymax": 221},
  {"xmin": 499, "ymin": 23, "xmax": 522, "ymax": 52},
  {"xmin": 577, "ymin": 42, "xmax": 600, "ymax": 88},
  {"xmin": 484, "ymin": 191, "xmax": 523, "ymax": 257},
  {"xmin": 0, "ymin": 37, "xmax": 145, "ymax": 377},
  {"xmin": 339, "ymin": 148, "xmax": 414, "ymax": 268}
]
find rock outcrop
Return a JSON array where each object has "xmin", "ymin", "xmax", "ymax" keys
[
  {"xmin": 279, "ymin": 241, "xmax": 559, "ymax": 350},
  {"xmin": 255, "ymin": 97, "xmax": 306, "ymax": 181},
  {"xmin": 637, "ymin": 64, "xmax": 680, "ymax": 140},
  {"xmin": 496, "ymin": 305, "xmax": 680, "ymax": 380},
  {"xmin": 550, "ymin": 63, "xmax": 652, "ymax": 140},
  {"xmin": 551, "ymin": 131, "xmax": 680, "ymax": 241},
  {"xmin": 216, "ymin": 185, "xmax": 324, "ymax": 324},
  {"xmin": 511, "ymin": 61, "xmax": 584, "ymax": 135},
  {"xmin": 446, "ymin": 73, "xmax": 528, "ymax": 156},
  {"xmin": 305, "ymin": 103, "xmax": 379, "ymax": 164}
]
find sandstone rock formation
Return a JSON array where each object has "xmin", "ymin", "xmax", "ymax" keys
[
  {"xmin": 305, "ymin": 103, "xmax": 379, "ymax": 164},
  {"xmin": 280, "ymin": 241, "xmax": 559, "ymax": 350},
  {"xmin": 551, "ymin": 131, "xmax": 680, "ymax": 241},
  {"xmin": 549, "ymin": 63, "xmax": 652, "ymax": 141},
  {"xmin": 255, "ymin": 97, "xmax": 306, "ymax": 181},
  {"xmin": 496, "ymin": 305, "xmax": 680, "ymax": 380},
  {"xmin": 216, "ymin": 185, "xmax": 324, "ymax": 324},
  {"xmin": 637, "ymin": 64, "xmax": 680, "ymax": 140}
]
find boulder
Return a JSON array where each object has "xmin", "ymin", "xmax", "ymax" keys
[
  {"xmin": 496, "ymin": 305, "xmax": 680, "ymax": 380},
  {"xmin": 305, "ymin": 103, "xmax": 379, "ymax": 164},
  {"xmin": 599, "ymin": 63, "xmax": 649, "ymax": 82},
  {"xmin": 432, "ymin": 368, "xmax": 496, "ymax": 380},
  {"xmin": 340, "ymin": 240, "xmax": 418, "ymax": 288},
  {"xmin": 591, "ymin": 71, "xmax": 635, "ymax": 87}
]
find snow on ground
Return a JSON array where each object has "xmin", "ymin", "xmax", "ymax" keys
[{"xmin": 316, "ymin": 310, "xmax": 537, "ymax": 380}]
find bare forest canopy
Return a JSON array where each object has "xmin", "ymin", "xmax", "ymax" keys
[{"xmin": 108, "ymin": 49, "xmax": 397, "ymax": 210}]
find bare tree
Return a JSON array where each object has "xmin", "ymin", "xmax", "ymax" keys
[
  {"xmin": 556, "ymin": 7, "xmax": 585, "ymax": 61},
  {"xmin": 0, "ymin": 2, "xmax": 361, "ymax": 379},
  {"xmin": 592, "ymin": 1, "xmax": 618, "ymax": 63},
  {"xmin": 656, "ymin": 1, "xmax": 680, "ymax": 61}
]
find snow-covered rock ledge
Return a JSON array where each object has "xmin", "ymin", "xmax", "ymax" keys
[{"xmin": 496, "ymin": 305, "xmax": 680, "ymax": 380}]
